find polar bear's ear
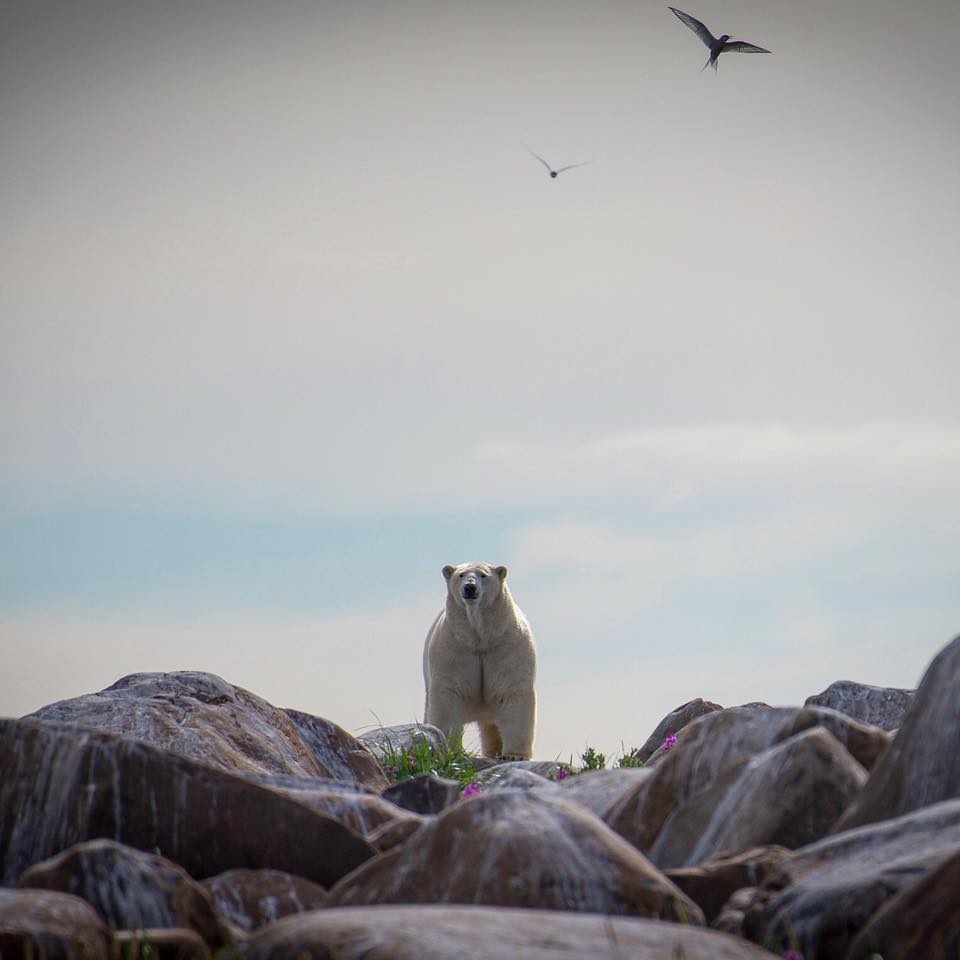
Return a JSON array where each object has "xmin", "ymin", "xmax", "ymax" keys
[
  {"xmin": 442, "ymin": 565, "xmax": 456, "ymax": 581},
  {"xmin": 494, "ymin": 565, "xmax": 508, "ymax": 582}
]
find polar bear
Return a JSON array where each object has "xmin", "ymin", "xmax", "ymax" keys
[{"xmin": 423, "ymin": 562, "xmax": 537, "ymax": 760}]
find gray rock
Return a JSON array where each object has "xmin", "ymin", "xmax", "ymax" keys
[
  {"xmin": 805, "ymin": 679, "xmax": 913, "ymax": 732},
  {"xmin": 473, "ymin": 759, "xmax": 568, "ymax": 786},
  {"xmin": 0, "ymin": 718, "xmax": 375, "ymax": 887},
  {"xmin": 650, "ymin": 728, "xmax": 867, "ymax": 869},
  {"xmin": 741, "ymin": 797, "xmax": 960, "ymax": 960},
  {"xmin": 481, "ymin": 767, "xmax": 560, "ymax": 792},
  {"xmin": 26, "ymin": 671, "xmax": 336, "ymax": 780},
  {"xmin": 356, "ymin": 722, "xmax": 446, "ymax": 764},
  {"xmin": 0, "ymin": 888, "xmax": 111, "ymax": 960},
  {"xmin": 219, "ymin": 904, "xmax": 783, "ymax": 960},
  {"xmin": 203, "ymin": 869, "xmax": 327, "ymax": 933},
  {"xmin": 835, "ymin": 633, "xmax": 960, "ymax": 832},
  {"xmin": 16, "ymin": 839, "xmax": 231, "ymax": 949},
  {"xmin": 634, "ymin": 698, "xmax": 724, "ymax": 763},
  {"xmin": 327, "ymin": 788, "xmax": 703, "ymax": 921},
  {"xmin": 381, "ymin": 774, "xmax": 462, "ymax": 814}
]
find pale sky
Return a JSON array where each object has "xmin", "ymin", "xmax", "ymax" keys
[{"xmin": 2, "ymin": 0, "xmax": 958, "ymax": 763}]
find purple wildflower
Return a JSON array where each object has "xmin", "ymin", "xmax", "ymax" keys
[
  {"xmin": 782, "ymin": 951, "xmax": 804, "ymax": 960},
  {"xmin": 462, "ymin": 782, "xmax": 484, "ymax": 798},
  {"xmin": 555, "ymin": 767, "xmax": 570, "ymax": 781},
  {"xmin": 663, "ymin": 734, "xmax": 678, "ymax": 752}
]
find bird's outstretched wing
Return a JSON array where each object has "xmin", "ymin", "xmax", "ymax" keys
[
  {"xmin": 527, "ymin": 148, "xmax": 554, "ymax": 173},
  {"xmin": 668, "ymin": 7, "xmax": 715, "ymax": 47},
  {"xmin": 723, "ymin": 40, "xmax": 771, "ymax": 54},
  {"xmin": 554, "ymin": 160, "xmax": 591, "ymax": 175}
]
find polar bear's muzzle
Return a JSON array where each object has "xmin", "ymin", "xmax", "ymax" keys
[{"xmin": 461, "ymin": 579, "xmax": 479, "ymax": 601}]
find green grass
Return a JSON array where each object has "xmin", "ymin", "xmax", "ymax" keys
[{"xmin": 378, "ymin": 728, "xmax": 480, "ymax": 789}]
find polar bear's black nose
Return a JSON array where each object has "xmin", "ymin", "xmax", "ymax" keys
[{"xmin": 463, "ymin": 582, "xmax": 478, "ymax": 600}]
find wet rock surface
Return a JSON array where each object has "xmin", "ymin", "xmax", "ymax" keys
[
  {"xmin": 328, "ymin": 788, "xmax": 703, "ymax": 921},
  {"xmin": 16, "ymin": 839, "xmax": 231, "ymax": 949},
  {"xmin": 221, "ymin": 904, "xmax": 781, "ymax": 960},
  {"xmin": 203, "ymin": 869, "xmax": 328, "ymax": 933},
  {"xmin": 0, "ymin": 718, "xmax": 375, "ymax": 887}
]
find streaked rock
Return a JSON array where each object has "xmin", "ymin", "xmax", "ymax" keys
[
  {"xmin": 203, "ymin": 869, "xmax": 327, "ymax": 934},
  {"xmin": 804, "ymin": 679, "xmax": 913, "ymax": 733},
  {"xmin": 634, "ymin": 698, "xmax": 724, "ymax": 764},
  {"xmin": 327, "ymin": 789, "xmax": 703, "ymax": 921},
  {"xmin": 381, "ymin": 773, "xmax": 462, "ymax": 813},
  {"xmin": 16, "ymin": 839, "xmax": 230, "ymax": 949},
  {"xmin": 0, "ymin": 888, "xmax": 110, "ymax": 960}
]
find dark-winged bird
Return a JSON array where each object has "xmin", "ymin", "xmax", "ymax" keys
[
  {"xmin": 668, "ymin": 7, "xmax": 770, "ymax": 72},
  {"xmin": 528, "ymin": 149, "xmax": 590, "ymax": 179}
]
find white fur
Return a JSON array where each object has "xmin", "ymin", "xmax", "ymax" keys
[{"xmin": 422, "ymin": 562, "xmax": 537, "ymax": 760}]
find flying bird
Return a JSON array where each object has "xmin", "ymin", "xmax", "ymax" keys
[
  {"xmin": 668, "ymin": 7, "xmax": 770, "ymax": 72},
  {"xmin": 527, "ymin": 149, "xmax": 590, "ymax": 179}
]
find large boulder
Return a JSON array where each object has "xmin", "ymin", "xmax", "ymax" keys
[
  {"xmin": 203, "ymin": 869, "xmax": 327, "ymax": 933},
  {"xmin": 356, "ymin": 723, "xmax": 446, "ymax": 765},
  {"xmin": 804, "ymin": 680, "xmax": 913, "ymax": 732},
  {"xmin": 649, "ymin": 728, "xmax": 866, "ymax": 868},
  {"xmin": 740, "ymin": 797, "xmax": 960, "ymax": 960},
  {"xmin": 16, "ymin": 839, "xmax": 230, "ymax": 949},
  {"xmin": 0, "ymin": 888, "xmax": 111, "ymax": 960},
  {"xmin": 26, "ymin": 671, "xmax": 368, "ymax": 782},
  {"xmin": 834, "ymin": 633, "xmax": 960, "ymax": 831},
  {"xmin": 0, "ymin": 718, "xmax": 375, "ymax": 887},
  {"xmin": 382, "ymin": 774, "xmax": 465, "ymax": 813},
  {"xmin": 220, "ymin": 905, "xmax": 781, "ymax": 960},
  {"xmin": 604, "ymin": 705, "xmax": 888, "ymax": 854},
  {"xmin": 846, "ymin": 846, "xmax": 960, "ymax": 959},
  {"xmin": 328, "ymin": 789, "xmax": 703, "ymax": 921},
  {"xmin": 633, "ymin": 698, "xmax": 724, "ymax": 764},
  {"xmin": 558, "ymin": 768, "xmax": 653, "ymax": 819}
]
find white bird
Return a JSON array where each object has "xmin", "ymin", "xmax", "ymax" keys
[
  {"xmin": 527, "ymin": 149, "xmax": 591, "ymax": 179},
  {"xmin": 668, "ymin": 7, "xmax": 771, "ymax": 72}
]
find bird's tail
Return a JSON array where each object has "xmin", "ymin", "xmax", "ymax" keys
[{"xmin": 701, "ymin": 55, "xmax": 717, "ymax": 73}]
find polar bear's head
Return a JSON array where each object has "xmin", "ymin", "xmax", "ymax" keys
[{"xmin": 442, "ymin": 562, "xmax": 508, "ymax": 607}]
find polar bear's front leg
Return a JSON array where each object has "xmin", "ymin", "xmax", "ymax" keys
[
  {"xmin": 495, "ymin": 689, "xmax": 536, "ymax": 760},
  {"xmin": 424, "ymin": 687, "xmax": 466, "ymax": 751}
]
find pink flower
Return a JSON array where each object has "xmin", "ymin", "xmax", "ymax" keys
[
  {"xmin": 663, "ymin": 734, "xmax": 678, "ymax": 751},
  {"xmin": 555, "ymin": 767, "xmax": 569, "ymax": 781},
  {"xmin": 782, "ymin": 951, "xmax": 804, "ymax": 960},
  {"xmin": 462, "ymin": 782, "xmax": 484, "ymax": 798}
]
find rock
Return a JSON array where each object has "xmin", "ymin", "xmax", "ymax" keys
[
  {"xmin": 634, "ymin": 698, "xmax": 724, "ymax": 763},
  {"xmin": 26, "ymin": 671, "xmax": 331, "ymax": 779},
  {"xmin": 846, "ymin": 846, "xmax": 960, "ymax": 959},
  {"xmin": 804, "ymin": 679, "xmax": 913, "ymax": 733},
  {"xmin": 283, "ymin": 708, "xmax": 387, "ymax": 790},
  {"xmin": 112, "ymin": 928, "xmax": 210, "ymax": 960},
  {"xmin": 220, "ymin": 904, "xmax": 782, "ymax": 960},
  {"xmin": 558, "ymin": 768, "xmax": 653, "ymax": 819},
  {"xmin": 482, "ymin": 767, "xmax": 559, "ymax": 792},
  {"xmin": 649, "ymin": 728, "xmax": 867, "ymax": 868},
  {"xmin": 366, "ymin": 816, "xmax": 427, "ymax": 853},
  {"xmin": 238, "ymin": 772, "xmax": 418, "ymax": 836},
  {"xmin": 327, "ymin": 789, "xmax": 703, "ymax": 921},
  {"xmin": 0, "ymin": 888, "xmax": 111, "ymax": 960},
  {"xmin": 381, "ymin": 774, "xmax": 462, "ymax": 814},
  {"xmin": 834, "ymin": 633, "xmax": 960, "ymax": 832},
  {"xmin": 203, "ymin": 869, "xmax": 328, "ymax": 934},
  {"xmin": 665, "ymin": 847, "xmax": 791, "ymax": 925},
  {"xmin": 356, "ymin": 723, "xmax": 446, "ymax": 765},
  {"xmin": 740, "ymin": 797, "xmax": 960, "ymax": 960},
  {"xmin": 0, "ymin": 718, "xmax": 375, "ymax": 887},
  {"xmin": 473, "ymin": 760, "xmax": 569, "ymax": 786},
  {"xmin": 16, "ymin": 839, "xmax": 230, "ymax": 949},
  {"xmin": 604, "ymin": 705, "xmax": 889, "ymax": 855}
]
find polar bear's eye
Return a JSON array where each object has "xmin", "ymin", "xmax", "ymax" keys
[
  {"xmin": 480, "ymin": 572, "xmax": 488, "ymax": 579},
  {"xmin": 458, "ymin": 572, "xmax": 465, "ymax": 578}
]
